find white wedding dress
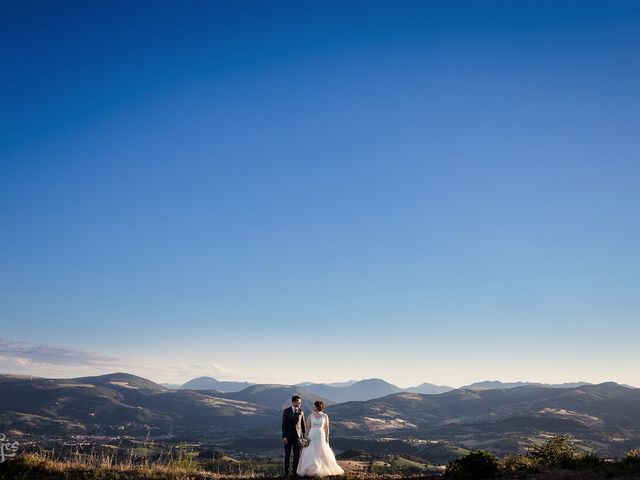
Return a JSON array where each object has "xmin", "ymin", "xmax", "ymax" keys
[{"xmin": 296, "ymin": 412, "xmax": 344, "ymax": 477}]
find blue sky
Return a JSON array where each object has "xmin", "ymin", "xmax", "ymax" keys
[{"xmin": 1, "ymin": 0, "xmax": 639, "ymax": 387}]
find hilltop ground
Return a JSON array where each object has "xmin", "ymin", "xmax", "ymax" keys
[{"xmin": 2, "ymin": 452, "xmax": 640, "ymax": 480}]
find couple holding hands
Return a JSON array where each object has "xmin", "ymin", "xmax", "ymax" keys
[{"xmin": 282, "ymin": 395, "xmax": 344, "ymax": 478}]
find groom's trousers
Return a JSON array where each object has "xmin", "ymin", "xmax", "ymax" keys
[{"xmin": 284, "ymin": 438, "xmax": 301, "ymax": 476}]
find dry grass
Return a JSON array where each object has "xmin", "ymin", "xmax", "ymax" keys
[
  {"xmin": 4, "ymin": 445, "xmax": 640, "ymax": 480},
  {"xmin": 2, "ymin": 451, "xmax": 210, "ymax": 480},
  {"xmin": 0, "ymin": 451, "xmax": 450, "ymax": 480}
]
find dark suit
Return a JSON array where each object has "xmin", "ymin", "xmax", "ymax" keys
[{"xmin": 282, "ymin": 406, "xmax": 306, "ymax": 476}]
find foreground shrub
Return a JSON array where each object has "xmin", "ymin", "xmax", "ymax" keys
[
  {"xmin": 500, "ymin": 435, "xmax": 605, "ymax": 474},
  {"xmin": 501, "ymin": 453, "xmax": 539, "ymax": 473},
  {"xmin": 625, "ymin": 448, "xmax": 640, "ymax": 464},
  {"xmin": 445, "ymin": 450, "xmax": 499, "ymax": 479},
  {"xmin": 526, "ymin": 434, "xmax": 580, "ymax": 468}
]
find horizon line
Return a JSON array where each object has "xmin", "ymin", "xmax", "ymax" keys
[{"xmin": 2, "ymin": 370, "xmax": 637, "ymax": 389}]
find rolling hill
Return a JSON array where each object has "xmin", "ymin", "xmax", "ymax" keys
[
  {"xmin": 212, "ymin": 384, "xmax": 334, "ymax": 411},
  {"xmin": 300, "ymin": 378, "xmax": 403, "ymax": 402},
  {"xmin": 325, "ymin": 382, "xmax": 640, "ymax": 457},
  {"xmin": 460, "ymin": 380, "xmax": 593, "ymax": 390},
  {"xmin": 0, "ymin": 372, "xmax": 278, "ymax": 437}
]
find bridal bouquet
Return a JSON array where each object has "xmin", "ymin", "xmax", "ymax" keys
[{"xmin": 298, "ymin": 437, "xmax": 310, "ymax": 448}]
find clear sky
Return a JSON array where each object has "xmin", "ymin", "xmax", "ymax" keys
[{"xmin": 1, "ymin": 1, "xmax": 639, "ymax": 388}]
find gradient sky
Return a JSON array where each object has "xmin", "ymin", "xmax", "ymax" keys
[{"xmin": 1, "ymin": 1, "xmax": 639, "ymax": 388}]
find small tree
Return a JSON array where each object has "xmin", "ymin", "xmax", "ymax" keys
[
  {"xmin": 501, "ymin": 453, "xmax": 538, "ymax": 473},
  {"xmin": 503, "ymin": 434, "xmax": 598, "ymax": 473},
  {"xmin": 445, "ymin": 450, "xmax": 499, "ymax": 479},
  {"xmin": 527, "ymin": 434, "xmax": 580, "ymax": 468}
]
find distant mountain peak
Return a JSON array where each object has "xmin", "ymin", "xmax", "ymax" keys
[
  {"xmin": 74, "ymin": 372, "xmax": 167, "ymax": 390},
  {"xmin": 404, "ymin": 382, "xmax": 454, "ymax": 395},
  {"xmin": 353, "ymin": 378, "xmax": 393, "ymax": 385},
  {"xmin": 189, "ymin": 375, "xmax": 220, "ymax": 382},
  {"xmin": 461, "ymin": 380, "xmax": 595, "ymax": 390},
  {"xmin": 181, "ymin": 376, "xmax": 253, "ymax": 393},
  {"xmin": 580, "ymin": 381, "xmax": 634, "ymax": 393}
]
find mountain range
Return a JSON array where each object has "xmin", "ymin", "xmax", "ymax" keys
[
  {"xmin": 2, "ymin": 372, "xmax": 638, "ymax": 459},
  {"xmin": 175, "ymin": 376, "xmax": 600, "ymax": 402},
  {"xmin": 0, "ymin": 372, "xmax": 277, "ymax": 437},
  {"xmin": 327, "ymin": 382, "xmax": 640, "ymax": 457}
]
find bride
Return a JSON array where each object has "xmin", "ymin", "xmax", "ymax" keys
[{"xmin": 296, "ymin": 400, "xmax": 344, "ymax": 477}]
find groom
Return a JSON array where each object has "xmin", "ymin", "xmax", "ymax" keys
[{"xmin": 282, "ymin": 394, "xmax": 306, "ymax": 477}]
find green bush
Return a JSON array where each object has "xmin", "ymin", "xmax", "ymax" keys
[
  {"xmin": 445, "ymin": 450, "xmax": 499, "ymax": 479},
  {"xmin": 501, "ymin": 453, "xmax": 539, "ymax": 473},
  {"xmin": 570, "ymin": 452, "xmax": 604, "ymax": 469}
]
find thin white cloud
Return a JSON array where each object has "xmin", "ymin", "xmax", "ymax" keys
[
  {"xmin": 0, "ymin": 337, "xmax": 242, "ymax": 385},
  {"xmin": 0, "ymin": 336, "xmax": 121, "ymax": 366}
]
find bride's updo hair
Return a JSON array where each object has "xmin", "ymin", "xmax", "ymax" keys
[{"xmin": 314, "ymin": 400, "xmax": 324, "ymax": 412}]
